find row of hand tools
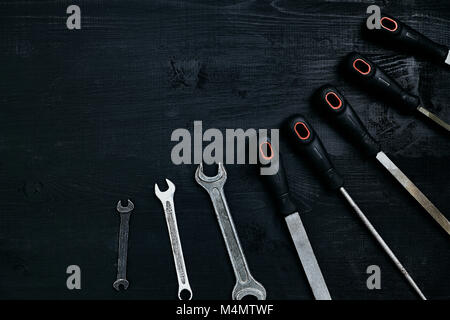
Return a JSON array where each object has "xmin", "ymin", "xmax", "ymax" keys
[
  {"xmin": 112, "ymin": 111, "xmax": 444, "ymax": 301},
  {"xmin": 111, "ymin": 168, "xmax": 267, "ymax": 301},
  {"xmin": 110, "ymin": 12, "xmax": 448, "ymax": 300}
]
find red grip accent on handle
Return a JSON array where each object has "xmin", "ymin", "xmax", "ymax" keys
[
  {"xmin": 325, "ymin": 92, "xmax": 343, "ymax": 110},
  {"xmin": 259, "ymin": 141, "xmax": 274, "ymax": 160},
  {"xmin": 380, "ymin": 17, "xmax": 398, "ymax": 32},
  {"xmin": 353, "ymin": 58, "xmax": 371, "ymax": 75},
  {"xmin": 294, "ymin": 122, "xmax": 311, "ymax": 140}
]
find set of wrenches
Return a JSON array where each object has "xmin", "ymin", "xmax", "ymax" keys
[{"xmin": 112, "ymin": 164, "xmax": 266, "ymax": 300}]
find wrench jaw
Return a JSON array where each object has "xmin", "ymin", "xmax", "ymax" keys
[
  {"xmin": 116, "ymin": 199, "xmax": 134, "ymax": 214},
  {"xmin": 195, "ymin": 163, "xmax": 227, "ymax": 190},
  {"xmin": 113, "ymin": 278, "xmax": 129, "ymax": 291},
  {"xmin": 154, "ymin": 179, "xmax": 176, "ymax": 203},
  {"xmin": 178, "ymin": 286, "xmax": 193, "ymax": 301},
  {"xmin": 232, "ymin": 279, "xmax": 267, "ymax": 300}
]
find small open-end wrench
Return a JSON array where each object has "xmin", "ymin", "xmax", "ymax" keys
[
  {"xmin": 155, "ymin": 179, "xmax": 193, "ymax": 300},
  {"xmin": 113, "ymin": 199, "xmax": 134, "ymax": 291},
  {"xmin": 195, "ymin": 163, "xmax": 266, "ymax": 300}
]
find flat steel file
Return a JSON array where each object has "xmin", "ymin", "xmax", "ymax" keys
[
  {"xmin": 364, "ymin": 13, "xmax": 450, "ymax": 67},
  {"xmin": 314, "ymin": 85, "xmax": 449, "ymax": 235},
  {"xmin": 285, "ymin": 114, "xmax": 427, "ymax": 300},
  {"xmin": 345, "ymin": 52, "xmax": 450, "ymax": 132},
  {"xmin": 285, "ymin": 214, "xmax": 331, "ymax": 299},
  {"xmin": 416, "ymin": 106, "xmax": 450, "ymax": 132},
  {"xmin": 258, "ymin": 138, "xmax": 331, "ymax": 300},
  {"xmin": 376, "ymin": 152, "xmax": 450, "ymax": 234}
]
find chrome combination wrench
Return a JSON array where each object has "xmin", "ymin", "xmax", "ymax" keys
[
  {"xmin": 113, "ymin": 199, "xmax": 134, "ymax": 291},
  {"xmin": 155, "ymin": 179, "xmax": 193, "ymax": 300},
  {"xmin": 195, "ymin": 163, "xmax": 266, "ymax": 300}
]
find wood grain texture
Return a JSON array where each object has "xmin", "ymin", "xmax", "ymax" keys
[{"xmin": 0, "ymin": 0, "xmax": 449, "ymax": 299}]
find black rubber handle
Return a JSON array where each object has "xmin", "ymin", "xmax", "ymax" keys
[
  {"xmin": 258, "ymin": 137, "xmax": 297, "ymax": 217},
  {"xmin": 365, "ymin": 14, "xmax": 449, "ymax": 63},
  {"xmin": 344, "ymin": 52, "xmax": 420, "ymax": 114},
  {"xmin": 284, "ymin": 114, "xmax": 344, "ymax": 190},
  {"xmin": 314, "ymin": 85, "xmax": 381, "ymax": 157}
]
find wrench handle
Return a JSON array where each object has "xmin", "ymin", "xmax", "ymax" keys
[
  {"xmin": 117, "ymin": 213, "xmax": 130, "ymax": 279},
  {"xmin": 210, "ymin": 188, "xmax": 251, "ymax": 283},
  {"xmin": 163, "ymin": 199, "xmax": 192, "ymax": 299}
]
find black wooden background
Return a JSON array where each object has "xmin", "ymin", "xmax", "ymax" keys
[{"xmin": 0, "ymin": 0, "xmax": 449, "ymax": 300}]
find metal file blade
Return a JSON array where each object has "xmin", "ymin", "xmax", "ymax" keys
[
  {"xmin": 417, "ymin": 106, "xmax": 450, "ymax": 131},
  {"xmin": 376, "ymin": 151, "xmax": 450, "ymax": 235},
  {"xmin": 284, "ymin": 212, "xmax": 332, "ymax": 300},
  {"xmin": 339, "ymin": 187, "xmax": 426, "ymax": 300}
]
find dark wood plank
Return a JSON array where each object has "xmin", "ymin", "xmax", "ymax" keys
[{"xmin": 0, "ymin": 0, "xmax": 449, "ymax": 299}]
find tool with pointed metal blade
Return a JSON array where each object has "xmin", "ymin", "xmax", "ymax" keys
[
  {"xmin": 344, "ymin": 52, "xmax": 449, "ymax": 132},
  {"xmin": 285, "ymin": 114, "xmax": 427, "ymax": 300},
  {"xmin": 339, "ymin": 187, "xmax": 426, "ymax": 300},
  {"xmin": 416, "ymin": 106, "xmax": 450, "ymax": 131},
  {"xmin": 314, "ymin": 85, "xmax": 450, "ymax": 235},
  {"xmin": 258, "ymin": 137, "xmax": 331, "ymax": 300},
  {"xmin": 364, "ymin": 13, "xmax": 450, "ymax": 67}
]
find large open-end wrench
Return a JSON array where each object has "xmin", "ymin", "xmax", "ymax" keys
[
  {"xmin": 155, "ymin": 179, "xmax": 193, "ymax": 300},
  {"xmin": 113, "ymin": 199, "xmax": 134, "ymax": 291},
  {"xmin": 195, "ymin": 163, "xmax": 266, "ymax": 300}
]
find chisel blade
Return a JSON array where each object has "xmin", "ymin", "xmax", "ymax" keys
[
  {"xmin": 376, "ymin": 151, "xmax": 450, "ymax": 235},
  {"xmin": 284, "ymin": 212, "xmax": 331, "ymax": 300},
  {"xmin": 446, "ymin": 50, "xmax": 450, "ymax": 66},
  {"xmin": 417, "ymin": 106, "xmax": 450, "ymax": 131}
]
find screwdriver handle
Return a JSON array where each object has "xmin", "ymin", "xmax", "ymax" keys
[
  {"xmin": 365, "ymin": 14, "xmax": 449, "ymax": 63},
  {"xmin": 285, "ymin": 114, "xmax": 344, "ymax": 190},
  {"xmin": 344, "ymin": 52, "xmax": 420, "ymax": 114},
  {"xmin": 258, "ymin": 137, "xmax": 297, "ymax": 216},
  {"xmin": 314, "ymin": 85, "xmax": 381, "ymax": 157}
]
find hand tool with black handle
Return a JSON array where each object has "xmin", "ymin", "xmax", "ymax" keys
[
  {"xmin": 285, "ymin": 114, "xmax": 427, "ymax": 300},
  {"xmin": 314, "ymin": 84, "xmax": 450, "ymax": 236},
  {"xmin": 344, "ymin": 52, "xmax": 449, "ymax": 131},
  {"xmin": 258, "ymin": 137, "xmax": 331, "ymax": 300},
  {"xmin": 364, "ymin": 13, "xmax": 450, "ymax": 66}
]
